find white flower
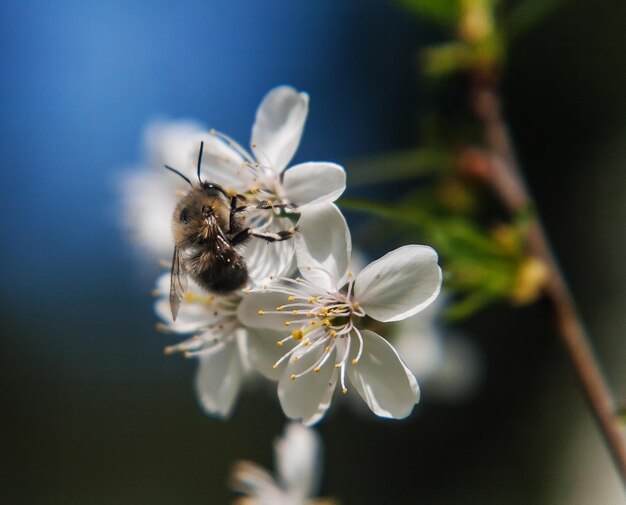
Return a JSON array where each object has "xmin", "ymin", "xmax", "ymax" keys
[
  {"xmin": 238, "ymin": 204, "xmax": 443, "ymax": 424},
  {"xmin": 202, "ymin": 85, "xmax": 346, "ymax": 283},
  {"xmin": 154, "ymin": 272, "xmax": 250, "ymax": 418},
  {"xmin": 120, "ymin": 86, "xmax": 346, "ymax": 286},
  {"xmin": 231, "ymin": 423, "xmax": 334, "ymax": 505}
]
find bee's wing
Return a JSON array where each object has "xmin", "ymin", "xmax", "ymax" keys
[{"xmin": 170, "ymin": 245, "xmax": 188, "ymax": 321}]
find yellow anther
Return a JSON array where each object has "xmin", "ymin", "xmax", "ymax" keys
[
  {"xmin": 313, "ymin": 367, "xmax": 321, "ymax": 373},
  {"xmin": 243, "ymin": 289, "xmax": 251, "ymax": 295},
  {"xmin": 306, "ymin": 312, "xmax": 314, "ymax": 318},
  {"xmin": 250, "ymin": 186, "xmax": 260, "ymax": 194},
  {"xmin": 351, "ymin": 358, "xmax": 359, "ymax": 365},
  {"xmin": 275, "ymin": 306, "xmax": 284, "ymax": 312},
  {"xmin": 276, "ymin": 341, "xmax": 284, "ymax": 348},
  {"xmin": 291, "ymin": 329, "xmax": 304, "ymax": 340},
  {"xmin": 284, "ymin": 321, "xmax": 292, "ymax": 327},
  {"xmin": 291, "ymin": 309, "xmax": 299, "ymax": 316},
  {"xmin": 263, "ymin": 284, "xmax": 269, "ymax": 289},
  {"xmin": 353, "ymin": 301, "xmax": 361, "ymax": 309},
  {"xmin": 295, "ymin": 277, "xmax": 302, "ymax": 283},
  {"xmin": 292, "ymin": 356, "xmax": 299, "ymax": 362},
  {"xmin": 308, "ymin": 297, "xmax": 319, "ymax": 304},
  {"xmin": 320, "ymin": 307, "xmax": 329, "ymax": 316},
  {"xmin": 257, "ymin": 309, "xmax": 265, "ymax": 316},
  {"xmin": 342, "ymin": 388, "xmax": 348, "ymax": 395},
  {"xmin": 328, "ymin": 330, "xmax": 337, "ymax": 338},
  {"xmin": 335, "ymin": 363, "xmax": 341, "ymax": 368},
  {"xmin": 303, "ymin": 340, "xmax": 312, "ymax": 347},
  {"xmin": 267, "ymin": 200, "xmax": 273, "ymax": 206},
  {"xmin": 290, "ymin": 374, "xmax": 297, "ymax": 381},
  {"xmin": 288, "ymin": 295, "xmax": 296, "ymax": 302},
  {"xmin": 325, "ymin": 345, "xmax": 331, "ymax": 353},
  {"xmin": 163, "ymin": 346, "xmax": 175, "ymax": 356},
  {"xmin": 323, "ymin": 319, "xmax": 331, "ymax": 327},
  {"xmin": 272, "ymin": 364, "xmax": 279, "ymax": 369}
]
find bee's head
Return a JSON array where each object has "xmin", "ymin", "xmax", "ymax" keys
[
  {"xmin": 201, "ymin": 182, "xmax": 229, "ymax": 200},
  {"xmin": 200, "ymin": 205, "xmax": 213, "ymax": 219}
]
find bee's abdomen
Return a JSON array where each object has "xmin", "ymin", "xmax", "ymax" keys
[{"xmin": 193, "ymin": 248, "xmax": 248, "ymax": 295}]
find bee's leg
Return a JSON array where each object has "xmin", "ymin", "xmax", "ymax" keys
[
  {"xmin": 232, "ymin": 200, "xmax": 288, "ymax": 215},
  {"xmin": 230, "ymin": 226, "xmax": 298, "ymax": 246},
  {"xmin": 229, "ymin": 194, "xmax": 251, "ymax": 233},
  {"xmin": 255, "ymin": 200, "xmax": 288, "ymax": 211},
  {"xmin": 229, "ymin": 195, "xmax": 240, "ymax": 233}
]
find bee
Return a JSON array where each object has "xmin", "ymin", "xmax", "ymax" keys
[{"xmin": 165, "ymin": 141, "xmax": 296, "ymax": 320}]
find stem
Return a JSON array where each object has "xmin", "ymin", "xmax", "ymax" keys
[{"xmin": 472, "ymin": 86, "xmax": 626, "ymax": 486}]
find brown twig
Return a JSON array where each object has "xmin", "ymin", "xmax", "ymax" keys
[{"xmin": 472, "ymin": 86, "xmax": 626, "ymax": 486}]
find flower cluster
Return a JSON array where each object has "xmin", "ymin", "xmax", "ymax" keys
[
  {"xmin": 121, "ymin": 86, "xmax": 442, "ymax": 424},
  {"xmin": 231, "ymin": 423, "xmax": 335, "ymax": 505}
]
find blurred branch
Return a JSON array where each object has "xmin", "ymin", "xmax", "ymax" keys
[{"xmin": 471, "ymin": 85, "xmax": 626, "ymax": 487}]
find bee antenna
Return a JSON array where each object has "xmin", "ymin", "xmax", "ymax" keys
[
  {"xmin": 164, "ymin": 165, "xmax": 193, "ymax": 186},
  {"xmin": 196, "ymin": 141, "xmax": 204, "ymax": 183}
]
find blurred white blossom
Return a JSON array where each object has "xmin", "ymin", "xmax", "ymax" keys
[
  {"xmin": 238, "ymin": 203, "xmax": 442, "ymax": 424},
  {"xmin": 231, "ymin": 423, "xmax": 335, "ymax": 505},
  {"xmin": 392, "ymin": 297, "xmax": 482, "ymax": 402},
  {"xmin": 120, "ymin": 120, "xmax": 207, "ymax": 258}
]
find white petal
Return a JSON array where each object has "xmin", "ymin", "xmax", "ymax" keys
[
  {"xmin": 275, "ymin": 424, "xmax": 320, "ymax": 499},
  {"xmin": 251, "ymin": 86, "xmax": 309, "ymax": 172},
  {"xmin": 246, "ymin": 327, "xmax": 289, "ymax": 381},
  {"xmin": 282, "ymin": 162, "xmax": 346, "ymax": 208},
  {"xmin": 295, "ymin": 203, "xmax": 351, "ymax": 292},
  {"xmin": 348, "ymin": 330, "xmax": 419, "ymax": 419},
  {"xmin": 155, "ymin": 297, "xmax": 219, "ymax": 333},
  {"xmin": 302, "ymin": 369, "xmax": 337, "ymax": 427},
  {"xmin": 240, "ymin": 219, "xmax": 296, "ymax": 285},
  {"xmin": 144, "ymin": 120, "xmax": 206, "ymax": 173},
  {"xmin": 391, "ymin": 297, "xmax": 444, "ymax": 379},
  {"xmin": 238, "ymin": 290, "xmax": 296, "ymax": 331},
  {"xmin": 194, "ymin": 338, "xmax": 243, "ymax": 418},
  {"xmin": 231, "ymin": 461, "xmax": 284, "ymax": 504},
  {"xmin": 277, "ymin": 345, "xmax": 336, "ymax": 423},
  {"xmin": 199, "ymin": 134, "xmax": 252, "ymax": 192},
  {"xmin": 392, "ymin": 325, "xmax": 444, "ymax": 380},
  {"xmin": 354, "ymin": 245, "xmax": 442, "ymax": 322},
  {"xmin": 119, "ymin": 170, "xmax": 177, "ymax": 258}
]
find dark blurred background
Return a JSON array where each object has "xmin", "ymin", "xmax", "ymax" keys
[{"xmin": 1, "ymin": 1, "xmax": 625, "ymax": 504}]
